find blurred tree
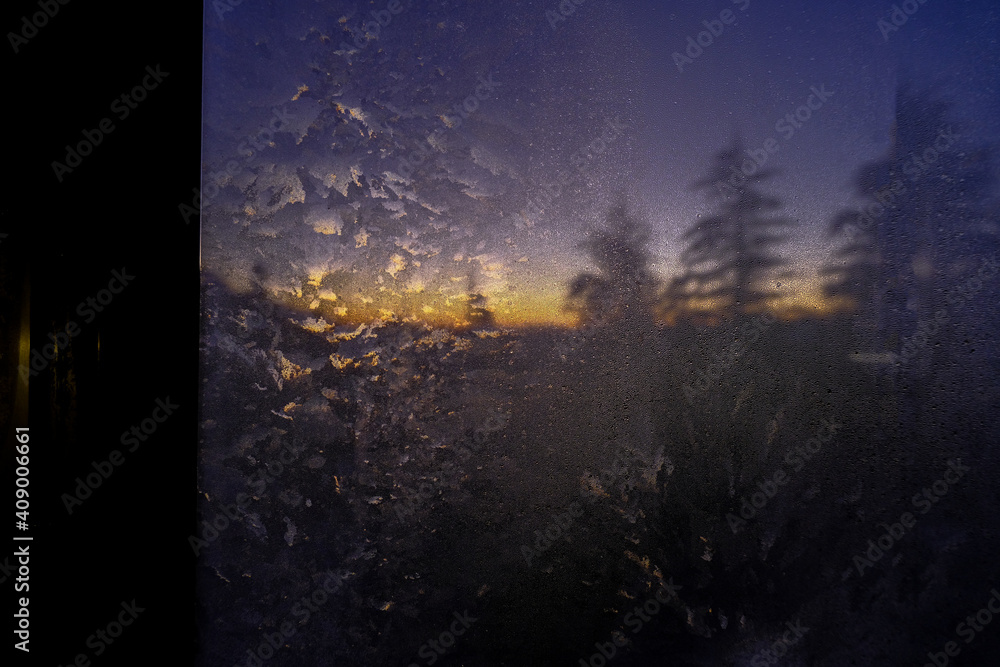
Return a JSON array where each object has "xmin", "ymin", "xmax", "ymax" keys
[
  {"xmin": 566, "ymin": 202, "xmax": 660, "ymax": 328},
  {"xmin": 822, "ymin": 84, "xmax": 999, "ymax": 353},
  {"xmin": 665, "ymin": 136, "xmax": 794, "ymax": 321},
  {"xmin": 821, "ymin": 83, "xmax": 1000, "ymax": 449},
  {"xmin": 821, "ymin": 203, "xmax": 884, "ymax": 332}
]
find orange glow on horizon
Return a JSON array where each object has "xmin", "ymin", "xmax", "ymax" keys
[{"xmin": 208, "ymin": 268, "xmax": 849, "ymax": 331}]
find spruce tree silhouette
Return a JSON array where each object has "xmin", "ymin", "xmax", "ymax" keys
[
  {"xmin": 667, "ymin": 136, "xmax": 794, "ymax": 321},
  {"xmin": 821, "ymin": 164, "xmax": 886, "ymax": 318},
  {"xmin": 822, "ymin": 83, "xmax": 999, "ymax": 447},
  {"xmin": 822, "ymin": 84, "xmax": 998, "ymax": 351},
  {"xmin": 567, "ymin": 202, "xmax": 660, "ymax": 329}
]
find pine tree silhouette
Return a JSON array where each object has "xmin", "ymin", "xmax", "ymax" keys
[
  {"xmin": 820, "ymin": 156, "xmax": 889, "ymax": 326},
  {"xmin": 822, "ymin": 84, "xmax": 998, "ymax": 346},
  {"xmin": 821, "ymin": 82, "xmax": 1000, "ymax": 446},
  {"xmin": 567, "ymin": 202, "xmax": 659, "ymax": 328},
  {"xmin": 666, "ymin": 136, "xmax": 794, "ymax": 321}
]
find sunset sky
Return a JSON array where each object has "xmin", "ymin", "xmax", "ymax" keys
[{"xmin": 202, "ymin": 0, "xmax": 1000, "ymax": 328}]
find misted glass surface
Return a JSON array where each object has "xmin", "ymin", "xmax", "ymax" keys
[{"xmin": 197, "ymin": 2, "xmax": 1000, "ymax": 664}]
